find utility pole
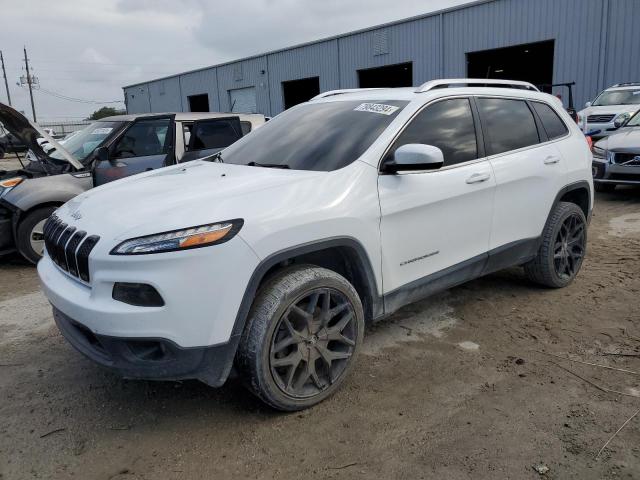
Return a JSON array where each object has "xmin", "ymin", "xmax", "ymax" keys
[
  {"xmin": 23, "ymin": 47, "xmax": 36, "ymax": 121},
  {"xmin": 0, "ymin": 51, "xmax": 11, "ymax": 106}
]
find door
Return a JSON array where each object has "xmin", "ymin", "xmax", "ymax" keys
[
  {"xmin": 229, "ymin": 87, "xmax": 257, "ymax": 113},
  {"xmin": 179, "ymin": 117, "xmax": 243, "ymax": 162},
  {"xmin": 94, "ymin": 116, "xmax": 174, "ymax": 185},
  {"xmin": 378, "ymin": 97, "xmax": 495, "ymax": 296},
  {"xmin": 476, "ymin": 97, "xmax": 568, "ymax": 251}
]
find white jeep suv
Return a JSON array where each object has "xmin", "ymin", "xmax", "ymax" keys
[
  {"xmin": 578, "ymin": 83, "xmax": 640, "ymax": 138},
  {"xmin": 38, "ymin": 79, "xmax": 593, "ymax": 411}
]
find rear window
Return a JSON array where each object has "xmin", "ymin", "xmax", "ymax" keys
[
  {"xmin": 189, "ymin": 119, "xmax": 241, "ymax": 150},
  {"xmin": 477, "ymin": 98, "xmax": 540, "ymax": 155},
  {"xmin": 532, "ymin": 102, "xmax": 568, "ymax": 140},
  {"xmin": 221, "ymin": 100, "xmax": 408, "ymax": 171}
]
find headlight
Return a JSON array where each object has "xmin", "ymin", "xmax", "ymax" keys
[
  {"xmin": 111, "ymin": 219, "xmax": 243, "ymax": 255},
  {"xmin": 592, "ymin": 145, "xmax": 606, "ymax": 159},
  {"xmin": 614, "ymin": 112, "xmax": 633, "ymax": 128},
  {"xmin": 0, "ymin": 177, "xmax": 23, "ymax": 197}
]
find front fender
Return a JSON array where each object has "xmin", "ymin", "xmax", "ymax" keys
[{"xmin": 3, "ymin": 172, "xmax": 93, "ymax": 213}]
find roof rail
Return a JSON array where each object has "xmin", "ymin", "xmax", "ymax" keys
[
  {"xmin": 612, "ymin": 82, "xmax": 640, "ymax": 88},
  {"xmin": 416, "ymin": 78, "xmax": 539, "ymax": 93},
  {"xmin": 311, "ymin": 88, "xmax": 384, "ymax": 100}
]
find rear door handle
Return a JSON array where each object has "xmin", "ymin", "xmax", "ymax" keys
[
  {"xmin": 544, "ymin": 155, "xmax": 561, "ymax": 165},
  {"xmin": 466, "ymin": 172, "xmax": 490, "ymax": 184}
]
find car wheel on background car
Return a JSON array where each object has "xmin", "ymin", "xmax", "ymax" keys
[
  {"xmin": 237, "ymin": 265, "xmax": 365, "ymax": 411},
  {"xmin": 525, "ymin": 201, "xmax": 587, "ymax": 288},
  {"xmin": 16, "ymin": 206, "xmax": 56, "ymax": 264},
  {"xmin": 595, "ymin": 182, "xmax": 616, "ymax": 193}
]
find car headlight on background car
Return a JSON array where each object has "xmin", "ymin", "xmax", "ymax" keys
[
  {"xmin": 613, "ymin": 112, "xmax": 633, "ymax": 128},
  {"xmin": 111, "ymin": 219, "xmax": 243, "ymax": 255},
  {"xmin": 0, "ymin": 177, "xmax": 23, "ymax": 198},
  {"xmin": 591, "ymin": 145, "xmax": 606, "ymax": 159}
]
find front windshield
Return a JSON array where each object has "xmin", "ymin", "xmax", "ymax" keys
[
  {"xmin": 49, "ymin": 121, "xmax": 123, "ymax": 162},
  {"xmin": 220, "ymin": 100, "xmax": 408, "ymax": 171},
  {"xmin": 592, "ymin": 89, "xmax": 640, "ymax": 106},
  {"xmin": 626, "ymin": 110, "xmax": 640, "ymax": 127}
]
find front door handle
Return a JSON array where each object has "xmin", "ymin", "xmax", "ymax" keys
[
  {"xmin": 466, "ymin": 172, "xmax": 490, "ymax": 184},
  {"xmin": 544, "ymin": 155, "xmax": 561, "ymax": 165}
]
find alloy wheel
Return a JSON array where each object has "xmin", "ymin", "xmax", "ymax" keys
[
  {"xmin": 553, "ymin": 213, "xmax": 585, "ymax": 280},
  {"xmin": 269, "ymin": 288, "xmax": 357, "ymax": 399},
  {"xmin": 30, "ymin": 219, "xmax": 47, "ymax": 256}
]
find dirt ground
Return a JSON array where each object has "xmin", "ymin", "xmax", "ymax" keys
[{"xmin": 1, "ymin": 189, "xmax": 639, "ymax": 480}]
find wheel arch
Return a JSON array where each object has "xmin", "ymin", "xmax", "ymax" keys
[
  {"xmin": 552, "ymin": 180, "xmax": 592, "ymax": 222},
  {"xmin": 231, "ymin": 238, "xmax": 382, "ymax": 340}
]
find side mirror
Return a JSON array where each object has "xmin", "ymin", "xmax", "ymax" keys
[
  {"xmin": 382, "ymin": 144, "xmax": 444, "ymax": 174},
  {"xmin": 585, "ymin": 101, "xmax": 592, "ymax": 108},
  {"xmin": 95, "ymin": 146, "xmax": 110, "ymax": 162}
]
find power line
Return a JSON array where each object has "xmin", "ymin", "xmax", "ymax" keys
[{"xmin": 18, "ymin": 84, "xmax": 123, "ymax": 104}]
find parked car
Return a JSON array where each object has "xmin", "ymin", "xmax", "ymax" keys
[
  {"xmin": 0, "ymin": 103, "xmax": 265, "ymax": 263},
  {"xmin": 578, "ymin": 82, "xmax": 640, "ymax": 139},
  {"xmin": 0, "ymin": 122, "xmax": 28, "ymax": 157},
  {"xmin": 38, "ymin": 79, "xmax": 593, "ymax": 411},
  {"xmin": 591, "ymin": 108, "xmax": 640, "ymax": 192}
]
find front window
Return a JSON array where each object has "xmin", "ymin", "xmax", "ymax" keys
[
  {"xmin": 49, "ymin": 121, "xmax": 123, "ymax": 162},
  {"xmin": 219, "ymin": 100, "xmax": 408, "ymax": 171},
  {"xmin": 592, "ymin": 89, "xmax": 640, "ymax": 106}
]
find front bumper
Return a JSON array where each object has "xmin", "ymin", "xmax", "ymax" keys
[
  {"xmin": 584, "ymin": 122, "xmax": 617, "ymax": 139},
  {"xmin": 592, "ymin": 159, "xmax": 640, "ymax": 185},
  {"xmin": 53, "ymin": 306, "xmax": 239, "ymax": 386}
]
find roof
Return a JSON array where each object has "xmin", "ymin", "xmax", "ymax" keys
[
  {"xmin": 122, "ymin": 0, "xmax": 489, "ymax": 89},
  {"xmin": 98, "ymin": 112, "xmax": 266, "ymax": 122}
]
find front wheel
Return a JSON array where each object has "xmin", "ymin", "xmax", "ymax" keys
[
  {"xmin": 16, "ymin": 206, "xmax": 57, "ymax": 264},
  {"xmin": 237, "ymin": 265, "xmax": 365, "ymax": 411},
  {"xmin": 524, "ymin": 202, "xmax": 587, "ymax": 288}
]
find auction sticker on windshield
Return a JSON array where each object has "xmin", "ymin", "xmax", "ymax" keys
[
  {"xmin": 354, "ymin": 103, "xmax": 400, "ymax": 115},
  {"xmin": 92, "ymin": 128, "xmax": 113, "ymax": 135}
]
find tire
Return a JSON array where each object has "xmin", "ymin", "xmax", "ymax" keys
[
  {"xmin": 524, "ymin": 202, "xmax": 587, "ymax": 288},
  {"xmin": 16, "ymin": 206, "xmax": 57, "ymax": 264},
  {"xmin": 237, "ymin": 265, "xmax": 365, "ymax": 411},
  {"xmin": 595, "ymin": 182, "xmax": 615, "ymax": 193}
]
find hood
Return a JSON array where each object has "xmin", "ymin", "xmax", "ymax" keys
[
  {"xmin": 0, "ymin": 102, "xmax": 82, "ymax": 169},
  {"xmin": 578, "ymin": 104, "xmax": 639, "ymax": 117},
  {"xmin": 57, "ymin": 160, "xmax": 324, "ymax": 239},
  {"xmin": 595, "ymin": 127, "xmax": 640, "ymax": 152}
]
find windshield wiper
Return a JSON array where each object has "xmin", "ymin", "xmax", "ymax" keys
[
  {"xmin": 246, "ymin": 161, "xmax": 290, "ymax": 169},
  {"xmin": 204, "ymin": 151, "xmax": 224, "ymax": 163}
]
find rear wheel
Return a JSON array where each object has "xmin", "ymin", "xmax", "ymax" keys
[
  {"xmin": 237, "ymin": 265, "xmax": 364, "ymax": 411},
  {"xmin": 16, "ymin": 206, "xmax": 56, "ymax": 264},
  {"xmin": 525, "ymin": 202, "xmax": 587, "ymax": 288}
]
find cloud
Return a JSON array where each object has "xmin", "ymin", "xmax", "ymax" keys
[{"xmin": 0, "ymin": 0, "xmax": 470, "ymax": 120}]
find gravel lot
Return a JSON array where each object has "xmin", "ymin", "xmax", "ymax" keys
[{"xmin": 1, "ymin": 189, "xmax": 639, "ymax": 479}]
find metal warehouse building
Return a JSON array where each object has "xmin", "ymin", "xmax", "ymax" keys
[{"xmin": 123, "ymin": 0, "xmax": 639, "ymax": 117}]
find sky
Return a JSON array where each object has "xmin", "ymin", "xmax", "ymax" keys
[{"xmin": 0, "ymin": 0, "xmax": 472, "ymax": 122}]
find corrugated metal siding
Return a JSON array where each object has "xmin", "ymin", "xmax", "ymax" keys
[
  {"xmin": 443, "ymin": 0, "xmax": 603, "ymax": 107},
  {"xmin": 337, "ymin": 15, "xmax": 441, "ymax": 88},
  {"xmin": 267, "ymin": 40, "xmax": 340, "ymax": 113},
  {"xmin": 216, "ymin": 56, "xmax": 270, "ymax": 115},
  {"xmin": 124, "ymin": 85, "xmax": 151, "ymax": 113},
  {"xmin": 147, "ymin": 77, "xmax": 182, "ymax": 112},
  {"xmin": 603, "ymin": 0, "xmax": 640, "ymax": 88},
  {"xmin": 126, "ymin": 0, "xmax": 635, "ymax": 115},
  {"xmin": 179, "ymin": 69, "xmax": 220, "ymax": 112}
]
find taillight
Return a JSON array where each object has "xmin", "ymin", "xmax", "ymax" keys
[{"xmin": 586, "ymin": 136, "xmax": 593, "ymax": 150}]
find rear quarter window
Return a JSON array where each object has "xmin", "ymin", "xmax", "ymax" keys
[{"xmin": 532, "ymin": 102, "xmax": 569, "ymax": 140}]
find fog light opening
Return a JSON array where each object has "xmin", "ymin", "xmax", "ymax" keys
[{"xmin": 112, "ymin": 283, "xmax": 165, "ymax": 307}]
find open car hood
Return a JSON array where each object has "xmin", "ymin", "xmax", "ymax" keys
[{"xmin": 0, "ymin": 102, "xmax": 82, "ymax": 170}]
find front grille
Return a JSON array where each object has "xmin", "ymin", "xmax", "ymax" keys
[
  {"xmin": 587, "ymin": 114, "xmax": 615, "ymax": 123},
  {"xmin": 43, "ymin": 214, "xmax": 99, "ymax": 283},
  {"xmin": 613, "ymin": 153, "xmax": 640, "ymax": 166}
]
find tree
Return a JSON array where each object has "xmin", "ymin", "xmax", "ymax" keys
[{"xmin": 87, "ymin": 106, "xmax": 125, "ymax": 120}]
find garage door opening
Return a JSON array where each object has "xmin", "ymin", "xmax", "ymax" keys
[
  {"xmin": 358, "ymin": 62, "xmax": 413, "ymax": 88},
  {"xmin": 282, "ymin": 77, "xmax": 320, "ymax": 109},
  {"xmin": 187, "ymin": 94, "xmax": 210, "ymax": 112},
  {"xmin": 467, "ymin": 40, "xmax": 555, "ymax": 92}
]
